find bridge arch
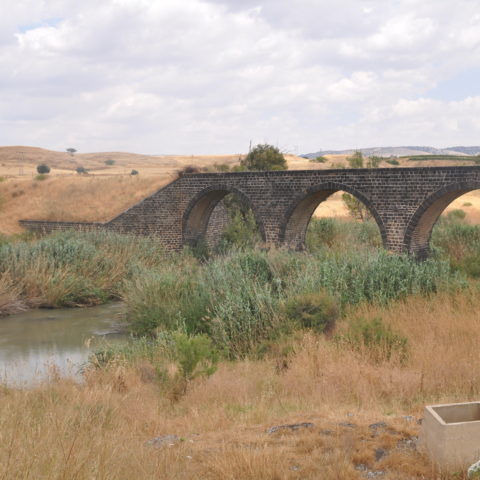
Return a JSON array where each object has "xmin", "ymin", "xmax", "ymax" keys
[
  {"xmin": 182, "ymin": 185, "xmax": 266, "ymax": 248},
  {"xmin": 280, "ymin": 182, "xmax": 387, "ymax": 250},
  {"xmin": 404, "ymin": 181, "xmax": 480, "ymax": 259}
]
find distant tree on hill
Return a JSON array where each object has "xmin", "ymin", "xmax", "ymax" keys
[
  {"xmin": 36, "ymin": 164, "xmax": 50, "ymax": 174},
  {"xmin": 131, "ymin": 169, "xmax": 139, "ymax": 175},
  {"xmin": 240, "ymin": 144, "xmax": 287, "ymax": 171},
  {"xmin": 76, "ymin": 166, "xmax": 87, "ymax": 174},
  {"xmin": 343, "ymin": 151, "xmax": 380, "ymax": 221},
  {"xmin": 66, "ymin": 148, "xmax": 77, "ymax": 156},
  {"xmin": 105, "ymin": 159, "xmax": 115, "ymax": 165}
]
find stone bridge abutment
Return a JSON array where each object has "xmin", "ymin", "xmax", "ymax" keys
[{"xmin": 20, "ymin": 166, "xmax": 480, "ymax": 258}]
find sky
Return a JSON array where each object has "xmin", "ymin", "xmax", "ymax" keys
[{"xmin": 1, "ymin": 0, "xmax": 479, "ymax": 155}]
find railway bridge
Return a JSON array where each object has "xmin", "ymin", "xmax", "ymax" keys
[{"xmin": 20, "ymin": 166, "xmax": 480, "ymax": 258}]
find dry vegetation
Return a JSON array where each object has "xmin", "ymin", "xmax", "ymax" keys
[{"xmin": 1, "ymin": 291, "xmax": 479, "ymax": 479}]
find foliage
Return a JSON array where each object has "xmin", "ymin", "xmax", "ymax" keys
[
  {"xmin": 386, "ymin": 159, "xmax": 399, "ymax": 165},
  {"xmin": 284, "ymin": 291, "xmax": 339, "ymax": 333},
  {"xmin": 240, "ymin": 144, "xmax": 287, "ymax": 171},
  {"xmin": 76, "ymin": 166, "xmax": 88, "ymax": 174},
  {"xmin": 104, "ymin": 159, "xmax": 115, "ymax": 165},
  {"xmin": 343, "ymin": 150, "xmax": 379, "ymax": 221},
  {"xmin": 338, "ymin": 317, "xmax": 408, "ymax": 363},
  {"xmin": 447, "ymin": 208, "xmax": 466, "ymax": 221},
  {"xmin": 66, "ymin": 148, "xmax": 77, "ymax": 155},
  {"xmin": 35, "ymin": 174, "xmax": 48, "ymax": 181},
  {"xmin": 36, "ymin": 164, "xmax": 50, "ymax": 174},
  {"xmin": 310, "ymin": 156, "xmax": 327, "ymax": 163},
  {"xmin": 346, "ymin": 150, "xmax": 364, "ymax": 169},
  {"xmin": 130, "ymin": 169, "xmax": 139, "ymax": 175},
  {"xmin": 366, "ymin": 156, "xmax": 382, "ymax": 168},
  {"xmin": 342, "ymin": 192, "xmax": 372, "ymax": 221}
]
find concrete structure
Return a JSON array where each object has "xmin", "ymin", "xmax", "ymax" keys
[
  {"xmin": 422, "ymin": 402, "xmax": 480, "ymax": 470},
  {"xmin": 20, "ymin": 166, "xmax": 480, "ymax": 257}
]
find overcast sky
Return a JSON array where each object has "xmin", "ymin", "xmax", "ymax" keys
[{"xmin": 1, "ymin": 0, "xmax": 479, "ymax": 154}]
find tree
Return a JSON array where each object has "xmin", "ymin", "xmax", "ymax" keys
[
  {"xmin": 105, "ymin": 159, "xmax": 115, "ymax": 165},
  {"xmin": 66, "ymin": 148, "xmax": 77, "ymax": 156},
  {"xmin": 343, "ymin": 150, "xmax": 380, "ymax": 221},
  {"xmin": 346, "ymin": 150, "xmax": 364, "ymax": 169},
  {"xmin": 36, "ymin": 164, "xmax": 50, "ymax": 174},
  {"xmin": 240, "ymin": 144, "xmax": 287, "ymax": 171},
  {"xmin": 76, "ymin": 166, "xmax": 87, "ymax": 174},
  {"xmin": 131, "ymin": 169, "xmax": 139, "ymax": 175}
]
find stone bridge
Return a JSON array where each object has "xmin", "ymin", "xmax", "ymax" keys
[{"xmin": 20, "ymin": 166, "xmax": 480, "ymax": 258}]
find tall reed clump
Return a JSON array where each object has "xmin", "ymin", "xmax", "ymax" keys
[
  {"xmin": 0, "ymin": 230, "xmax": 168, "ymax": 310},
  {"xmin": 432, "ymin": 221, "xmax": 480, "ymax": 277},
  {"xmin": 123, "ymin": 247, "xmax": 465, "ymax": 356}
]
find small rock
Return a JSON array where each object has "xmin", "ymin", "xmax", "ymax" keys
[
  {"xmin": 468, "ymin": 459, "xmax": 480, "ymax": 478},
  {"xmin": 338, "ymin": 422, "xmax": 357, "ymax": 428},
  {"xmin": 320, "ymin": 429, "xmax": 333, "ymax": 436},
  {"xmin": 355, "ymin": 464, "xmax": 368, "ymax": 472},
  {"xmin": 375, "ymin": 448, "xmax": 388, "ymax": 461},
  {"xmin": 369, "ymin": 422, "xmax": 387, "ymax": 430},
  {"xmin": 402, "ymin": 415, "xmax": 414, "ymax": 422},
  {"xmin": 397, "ymin": 436, "xmax": 418, "ymax": 450},
  {"xmin": 290, "ymin": 466, "xmax": 300, "ymax": 471},
  {"xmin": 366, "ymin": 471, "xmax": 385, "ymax": 478},
  {"xmin": 146, "ymin": 435, "xmax": 181, "ymax": 448},
  {"xmin": 267, "ymin": 422, "xmax": 314, "ymax": 434}
]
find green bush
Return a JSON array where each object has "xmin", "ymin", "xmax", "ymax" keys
[
  {"xmin": 310, "ymin": 156, "xmax": 327, "ymax": 163},
  {"xmin": 284, "ymin": 291, "xmax": 339, "ymax": 333},
  {"xmin": 131, "ymin": 169, "xmax": 139, "ymax": 175},
  {"xmin": 386, "ymin": 159, "xmax": 399, "ymax": 166},
  {"xmin": 240, "ymin": 144, "xmax": 287, "ymax": 171},
  {"xmin": 447, "ymin": 209, "xmax": 466, "ymax": 221},
  {"xmin": 76, "ymin": 166, "xmax": 88, "ymax": 174},
  {"xmin": 306, "ymin": 218, "xmax": 337, "ymax": 249},
  {"xmin": 35, "ymin": 174, "xmax": 48, "ymax": 181},
  {"xmin": 339, "ymin": 317, "xmax": 408, "ymax": 363},
  {"xmin": 36, "ymin": 164, "xmax": 50, "ymax": 174},
  {"xmin": 104, "ymin": 159, "xmax": 115, "ymax": 165}
]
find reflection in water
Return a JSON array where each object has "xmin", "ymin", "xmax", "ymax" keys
[{"xmin": 0, "ymin": 303, "xmax": 127, "ymax": 386}]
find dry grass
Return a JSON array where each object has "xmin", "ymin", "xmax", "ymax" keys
[{"xmin": 1, "ymin": 290, "xmax": 479, "ymax": 479}]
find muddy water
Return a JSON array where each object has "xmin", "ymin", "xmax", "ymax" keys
[{"xmin": 0, "ymin": 303, "xmax": 127, "ymax": 386}]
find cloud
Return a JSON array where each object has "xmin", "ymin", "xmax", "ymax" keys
[{"xmin": 0, "ymin": 0, "xmax": 479, "ymax": 153}]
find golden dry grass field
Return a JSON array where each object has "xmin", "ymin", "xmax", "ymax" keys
[
  {"xmin": 2, "ymin": 291, "xmax": 479, "ymax": 479},
  {"xmin": 1, "ymin": 146, "xmax": 480, "ymax": 235}
]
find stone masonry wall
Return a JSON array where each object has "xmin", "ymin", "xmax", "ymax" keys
[{"xmin": 20, "ymin": 166, "xmax": 480, "ymax": 257}]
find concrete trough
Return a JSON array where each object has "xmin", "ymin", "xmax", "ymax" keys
[{"xmin": 422, "ymin": 401, "xmax": 480, "ymax": 470}]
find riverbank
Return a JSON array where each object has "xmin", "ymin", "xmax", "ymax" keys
[
  {"xmin": 1, "ymin": 220, "xmax": 479, "ymax": 477},
  {"xmin": 2, "ymin": 289, "xmax": 479, "ymax": 479}
]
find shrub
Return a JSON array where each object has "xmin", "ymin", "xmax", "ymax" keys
[
  {"xmin": 36, "ymin": 164, "xmax": 50, "ymax": 174},
  {"xmin": 310, "ymin": 156, "xmax": 327, "ymax": 163},
  {"xmin": 131, "ymin": 169, "xmax": 139, "ymax": 175},
  {"xmin": 35, "ymin": 174, "xmax": 48, "ymax": 181},
  {"xmin": 386, "ymin": 159, "xmax": 400, "ymax": 166},
  {"xmin": 76, "ymin": 166, "xmax": 88, "ymax": 174},
  {"xmin": 447, "ymin": 209, "xmax": 466, "ymax": 221},
  {"xmin": 284, "ymin": 291, "xmax": 339, "ymax": 333},
  {"xmin": 104, "ymin": 159, "xmax": 115, "ymax": 165},
  {"xmin": 240, "ymin": 144, "xmax": 287, "ymax": 171},
  {"xmin": 339, "ymin": 317, "xmax": 408, "ymax": 363},
  {"xmin": 463, "ymin": 202, "xmax": 472, "ymax": 207},
  {"xmin": 306, "ymin": 218, "xmax": 337, "ymax": 250}
]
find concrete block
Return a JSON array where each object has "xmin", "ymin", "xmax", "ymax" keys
[{"xmin": 421, "ymin": 402, "xmax": 480, "ymax": 470}]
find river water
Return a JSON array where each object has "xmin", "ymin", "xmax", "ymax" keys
[{"xmin": 0, "ymin": 303, "xmax": 127, "ymax": 386}]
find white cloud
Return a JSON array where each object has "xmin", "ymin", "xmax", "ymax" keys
[{"xmin": 0, "ymin": 0, "xmax": 479, "ymax": 153}]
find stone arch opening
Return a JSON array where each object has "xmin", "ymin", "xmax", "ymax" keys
[
  {"xmin": 404, "ymin": 182, "xmax": 480, "ymax": 259},
  {"xmin": 281, "ymin": 183, "xmax": 387, "ymax": 251},
  {"xmin": 182, "ymin": 186, "xmax": 265, "ymax": 249}
]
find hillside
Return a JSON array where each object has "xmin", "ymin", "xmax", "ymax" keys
[
  {"xmin": 1, "ymin": 146, "xmax": 480, "ymax": 236},
  {"xmin": 304, "ymin": 145, "xmax": 480, "ymax": 158}
]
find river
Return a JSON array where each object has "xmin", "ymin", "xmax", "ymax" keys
[{"xmin": 0, "ymin": 302, "xmax": 127, "ymax": 386}]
